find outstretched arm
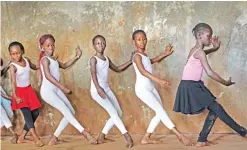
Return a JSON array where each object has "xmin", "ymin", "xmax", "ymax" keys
[
  {"xmin": 59, "ymin": 45, "xmax": 82, "ymax": 69},
  {"xmin": 26, "ymin": 57, "xmax": 39, "ymax": 70},
  {"xmin": 109, "ymin": 51, "xmax": 135, "ymax": 72},
  {"xmin": 195, "ymin": 50, "xmax": 234, "ymax": 86},
  {"xmin": 151, "ymin": 44, "xmax": 174, "ymax": 64}
]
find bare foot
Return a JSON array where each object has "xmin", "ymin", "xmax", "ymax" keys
[
  {"xmin": 141, "ymin": 139, "xmax": 162, "ymax": 144},
  {"xmin": 124, "ymin": 133, "xmax": 133, "ymax": 148},
  {"xmin": 177, "ymin": 135, "xmax": 193, "ymax": 146},
  {"xmin": 195, "ymin": 141, "xmax": 217, "ymax": 147},
  {"xmin": 17, "ymin": 136, "xmax": 34, "ymax": 144},
  {"xmin": 48, "ymin": 136, "xmax": 59, "ymax": 146},
  {"xmin": 82, "ymin": 131, "xmax": 98, "ymax": 144},
  {"xmin": 34, "ymin": 139, "xmax": 44, "ymax": 147},
  {"xmin": 10, "ymin": 134, "xmax": 18, "ymax": 144},
  {"xmin": 196, "ymin": 142, "xmax": 208, "ymax": 147},
  {"xmin": 97, "ymin": 133, "xmax": 105, "ymax": 144},
  {"xmin": 207, "ymin": 141, "xmax": 217, "ymax": 145},
  {"xmin": 48, "ymin": 136, "xmax": 67, "ymax": 146},
  {"xmin": 141, "ymin": 134, "xmax": 162, "ymax": 144},
  {"xmin": 56, "ymin": 139, "xmax": 67, "ymax": 144}
]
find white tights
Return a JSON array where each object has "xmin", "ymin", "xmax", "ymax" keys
[
  {"xmin": 91, "ymin": 89, "xmax": 127, "ymax": 134},
  {"xmin": 40, "ymin": 87, "xmax": 84, "ymax": 137},
  {"xmin": 136, "ymin": 86, "xmax": 175, "ymax": 133}
]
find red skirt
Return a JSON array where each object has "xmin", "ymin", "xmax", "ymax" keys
[{"xmin": 12, "ymin": 85, "xmax": 42, "ymax": 111}]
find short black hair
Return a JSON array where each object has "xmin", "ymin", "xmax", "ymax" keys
[
  {"xmin": 92, "ymin": 35, "xmax": 106, "ymax": 45},
  {"xmin": 192, "ymin": 23, "xmax": 213, "ymax": 39},
  {"xmin": 132, "ymin": 30, "xmax": 146, "ymax": 40},
  {"xmin": 8, "ymin": 41, "xmax": 25, "ymax": 53}
]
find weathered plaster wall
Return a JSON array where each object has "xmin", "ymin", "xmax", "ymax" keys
[{"xmin": 1, "ymin": 1, "xmax": 247, "ymax": 136}]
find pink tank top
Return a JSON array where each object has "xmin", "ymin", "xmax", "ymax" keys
[{"xmin": 182, "ymin": 49, "xmax": 203, "ymax": 81}]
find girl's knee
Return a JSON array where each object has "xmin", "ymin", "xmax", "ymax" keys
[
  {"xmin": 71, "ymin": 109, "xmax": 76, "ymax": 115},
  {"xmin": 209, "ymin": 101, "xmax": 225, "ymax": 115},
  {"xmin": 110, "ymin": 114, "xmax": 121, "ymax": 121},
  {"xmin": 27, "ymin": 123, "xmax": 35, "ymax": 130},
  {"xmin": 117, "ymin": 109, "xmax": 123, "ymax": 117},
  {"xmin": 33, "ymin": 110, "xmax": 40, "ymax": 117},
  {"xmin": 67, "ymin": 106, "xmax": 76, "ymax": 115},
  {"xmin": 154, "ymin": 106, "xmax": 166, "ymax": 115},
  {"xmin": 208, "ymin": 113, "xmax": 217, "ymax": 121},
  {"xmin": 108, "ymin": 109, "xmax": 120, "ymax": 119}
]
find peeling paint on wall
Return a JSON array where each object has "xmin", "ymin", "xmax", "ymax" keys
[{"xmin": 1, "ymin": 1, "xmax": 247, "ymax": 135}]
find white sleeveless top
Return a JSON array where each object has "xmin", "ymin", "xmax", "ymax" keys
[
  {"xmin": 90, "ymin": 56, "xmax": 110, "ymax": 93},
  {"xmin": 10, "ymin": 57, "xmax": 30, "ymax": 87},
  {"xmin": 40, "ymin": 56, "xmax": 60, "ymax": 89},
  {"xmin": 132, "ymin": 53, "xmax": 154, "ymax": 90}
]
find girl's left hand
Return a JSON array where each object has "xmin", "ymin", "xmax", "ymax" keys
[
  {"xmin": 75, "ymin": 45, "xmax": 82, "ymax": 58},
  {"xmin": 164, "ymin": 43, "xmax": 174, "ymax": 56},
  {"xmin": 212, "ymin": 36, "xmax": 221, "ymax": 50}
]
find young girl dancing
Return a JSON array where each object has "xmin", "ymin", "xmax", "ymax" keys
[
  {"xmin": 39, "ymin": 34, "xmax": 97, "ymax": 146},
  {"xmin": 173, "ymin": 23, "xmax": 247, "ymax": 147},
  {"xmin": 132, "ymin": 30, "xmax": 192, "ymax": 146},
  {"xmin": 9, "ymin": 42, "xmax": 43, "ymax": 146},
  {"xmin": 89, "ymin": 35, "xmax": 134, "ymax": 148}
]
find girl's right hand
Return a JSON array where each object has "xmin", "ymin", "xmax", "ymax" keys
[
  {"xmin": 16, "ymin": 97, "xmax": 23, "ymax": 104},
  {"xmin": 158, "ymin": 79, "xmax": 171, "ymax": 88},
  {"xmin": 75, "ymin": 45, "xmax": 82, "ymax": 58},
  {"xmin": 61, "ymin": 86, "xmax": 72, "ymax": 94},
  {"xmin": 224, "ymin": 77, "xmax": 235, "ymax": 86},
  {"xmin": 97, "ymin": 87, "xmax": 107, "ymax": 99}
]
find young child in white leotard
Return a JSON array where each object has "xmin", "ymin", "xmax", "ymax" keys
[
  {"xmin": 132, "ymin": 30, "xmax": 192, "ymax": 146},
  {"xmin": 89, "ymin": 35, "xmax": 133, "ymax": 148},
  {"xmin": 9, "ymin": 42, "xmax": 43, "ymax": 147},
  {"xmin": 39, "ymin": 34, "xmax": 97, "ymax": 146}
]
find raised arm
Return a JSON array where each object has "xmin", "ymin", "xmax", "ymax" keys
[
  {"xmin": 204, "ymin": 36, "xmax": 221, "ymax": 55},
  {"xmin": 58, "ymin": 45, "xmax": 82, "ymax": 69},
  {"xmin": 150, "ymin": 44, "xmax": 174, "ymax": 64}
]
